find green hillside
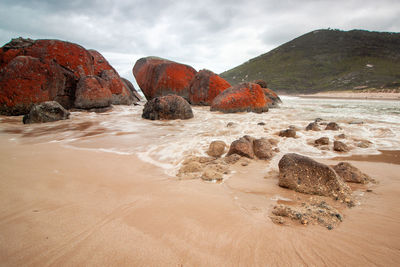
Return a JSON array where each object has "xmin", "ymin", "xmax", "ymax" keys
[{"xmin": 220, "ymin": 29, "xmax": 400, "ymax": 94}]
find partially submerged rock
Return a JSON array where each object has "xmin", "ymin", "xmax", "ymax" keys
[
  {"xmin": 325, "ymin": 122, "xmax": 341, "ymax": 131},
  {"xmin": 333, "ymin": 141, "xmax": 350, "ymax": 152},
  {"xmin": 132, "ymin": 56, "xmax": 197, "ymax": 101},
  {"xmin": 227, "ymin": 135, "xmax": 275, "ymax": 160},
  {"xmin": 333, "ymin": 162, "xmax": 375, "ymax": 184},
  {"xmin": 177, "ymin": 156, "xmax": 230, "ymax": 181},
  {"xmin": 306, "ymin": 122, "xmax": 320, "ymax": 131},
  {"xmin": 278, "ymin": 153, "xmax": 352, "ymax": 203},
  {"xmin": 279, "ymin": 128, "xmax": 296, "ymax": 138},
  {"xmin": 23, "ymin": 101, "xmax": 70, "ymax": 124},
  {"xmin": 315, "ymin": 137, "xmax": 330, "ymax": 146},
  {"xmin": 189, "ymin": 69, "xmax": 231, "ymax": 105},
  {"xmin": 142, "ymin": 95, "xmax": 193, "ymax": 120},
  {"xmin": 210, "ymin": 82, "xmax": 269, "ymax": 113}
]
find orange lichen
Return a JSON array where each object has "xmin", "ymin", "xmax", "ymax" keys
[{"xmin": 210, "ymin": 82, "xmax": 268, "ymax": 113}]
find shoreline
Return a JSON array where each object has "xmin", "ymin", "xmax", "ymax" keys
[{"xmin": 295, "ymin": 91, "xmax": 400, "ymax": 101}]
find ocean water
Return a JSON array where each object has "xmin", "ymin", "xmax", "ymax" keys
[{"xmin": 2, "ymin": 96, "xmax": 399, "ymax": 175}]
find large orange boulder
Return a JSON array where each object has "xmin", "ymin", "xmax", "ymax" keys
[
  {"xmin": 253, "ymin": 79, "xmax": 282, "ymax": 107},
  {"xmin": 132, "ymin": 57, "xmax": 197, "ymax": 101},
  {"xmin": 189, "ymin": 69, "xmax": 231, "ymax": 105},
  {"xmin": 74, "ymin": 76, "xmax": 112, "ymax": 109},
  {"xmin": 0, "ymin": 56, "xmax": 68, "ymax": 115},
  {"xmin": 210, "ymin": 82, "xmax": 269, "ymax": 113}
]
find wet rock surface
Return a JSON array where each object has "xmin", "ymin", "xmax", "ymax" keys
[
  {"xmin": 325, "ymin": 122, "xmax": 341, "ymax": 131},
  {"xmin": 74, "ymin": 76, "xmax": 112, "ymax": 109},
  {"xmin": 23, "ymin": 101, "xmax": 70, "ymax": 124},
  {"xmin": 142, "ymin": 95, "xmax": 193, "ymax": 120},
  {"xmin": 278, "ymin": 153, "xmax": 353, "ymax": 203},
  {"xmin": 279, "ymin": 128, "xmax": 296, "ymax": 138},
  {"xmin": 333, "ymin": 162, "xmax": 376, "ymax": 184},
  {"xmin": 306, "ymin": 122, "xmax": 320, "ymax": 131},
  {"xmin": 227, "ymin": 135, "xmax": 276, "ymax": 160},
  {"xmin": 334, "ymin": 140, "xmax": 350, "ymax": 152},
  {"xmin": 315, "ymin": 137, "xmax": 330, "ymax": 146}
]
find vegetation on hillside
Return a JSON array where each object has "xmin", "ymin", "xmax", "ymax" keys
[{"xmin": 220, "ymin": 29, "xmax": 400, "ymax": 94}]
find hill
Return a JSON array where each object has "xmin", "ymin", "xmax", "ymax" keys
[{"xmin": 220, "ymin": 29, "xmax": 400, "ymax": 94}]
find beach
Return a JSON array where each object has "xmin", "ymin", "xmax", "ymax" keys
[
  {"xmin": 298, "ymin": 91, "xmax": 400, "ymax": 101},
  {"xmin": 1, "ymin": 96, "xmax": 400, "ymax": 266}
]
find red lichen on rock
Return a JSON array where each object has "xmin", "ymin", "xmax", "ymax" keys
[
  {"xmin": 88, "ymin": 49, "xmax": 114, "ymax": 75},
  {"xmin": 189, "ymin": 69, "xmax": 231, "ymax": 105},
  {"xmin": 0, "ymin": 56, "xmax": 66, "ymax": 115},
  {"xmin": 132, "ymin": 57, "xmax": 197, "ymax": 101},
  {"xmin": 210, "ymin": 82, "xmax": 269, "ymax": 113}
]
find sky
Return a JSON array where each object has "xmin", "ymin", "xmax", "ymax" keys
[{"xmin": 1, "ymin": 0, "xmax": 399, "ymax": 87}]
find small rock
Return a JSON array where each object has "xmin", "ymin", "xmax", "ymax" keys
[
  {"xmin": 226, "ymin": 122, "xmax": 236, "ymax": 127},
  {"xmin": 227, "ymin": 136, "xmax": 255, "ymax": 159},
  {"xmin": 201, "ymin": 168, "xmax": 223, "ymax": 181},
  {"xmin": 279, "ymin": 129, "xmax": 296, "ymax": 138},
  {"xmin": 315, "ymin": 137, "xmax": 330, "ymax": 146},
  {"xmin": 325, "ymin": 122, "xmax": 341, "ymax": 131},
  {"xmin": 253, "ymin": 138, "xmax": 273, "ymax": 160},
  {"xmin": 23, "ymin": 101, "xmax": 70, "ymax": 124},
  {"xmin": 257, "ymin": 122, "xmax": 266, "ymax": 126},
  {"xmin": 224, "ymin": 154, "xmax": 242, "ymax": 164},
  {"xmin": 306, "ymin": 122, "xmax": 320, "ymax": 131},
  {"xmin": 314, "ymin": 118, "xmax": 323, "ymax": 122},
  {"xmin": 207, "ymin": 141, "xmax": 227, "ymax": 158},
  {"xmin": 335, "ymin": 134, "xmax": 346, "ymax": 139},
  {"xmin": 355, "ymin": 140, "xmax": 372, "ymax": 148},
  {"xmin": 333, "ymin": 141, "xmax": 350, "ymax": 152}
]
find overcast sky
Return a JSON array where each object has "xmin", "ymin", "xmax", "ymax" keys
[{"xmin": 1, "ymin": 0, "xmax": 399, "ymax": 86}]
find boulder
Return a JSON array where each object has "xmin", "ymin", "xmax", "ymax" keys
[
  {"xmin": 1, "ymin": 38, "xmax": 94, "ymax": 79},
  {"xmin": 0, "ymin": 56, "xmax": 70, "ymax": 115},
  {"xmin": 325, "ymin": 122, "xmax": 341, "ymax": 131},
  {"xmin": 263, "ymin": 88, "xmax": 282, "ymax": 107},
  {"xmin": 333, "ymin": 162, "xmax": 374, "ymax": 184},
  {"xmin": 142, "ymin": 95, "xmax": 193, "ymax": 120},
  {"xmin": 207, "ymin": 141, "xmax": 227, "ymax": 158},
  {"xmin": 227, "ymin": 136, "xmax": 255, "ymax": 159},
  {"xmin": 23, "ymin": 101, "xmax": 70, "ymax": 124},
  {"xmin": 121, "ymin": 78, "xmax": 142, "ymax": 102},
  {"xmin": 278, "ymin": 153, "xmax": 352, "ymax": 202},
  {"xmin": 210, "ymin": 82, "xmax": 269, "ymax": 113},
  {"xmin": 333, "ymin": 141, "xmax": 350, "ymax": 152},
  {"xmin": 306, "ymin": 122, "xmax": 320, "ymax": 131},
  {"xmin": 253, "ymin": 79, "xmax": 268, "ymax": 88},
  {"xmin": 253, "ymin": 138, "xmax": 273, "ymax": 159},
  {"xmin": 132, "ymin": 57, "xmax": 197, "ymax": 101},
  {"xmin": 189, "ymin": 69, "xmax": 231, "ymax": 105},
  {"xmin": 74, "ymin": 76, "xmax": 112, "ymax": 109},
  {"xmin": 88, "ymin": 49, "xmax": 114, "ymax": 75},
  {"xmin": 279, "ymin": 129, "xmax": 296, "ymax": 138},
  {"xmin": 315, "ymin": 137, "xmax": 330, "ymax": 146}
]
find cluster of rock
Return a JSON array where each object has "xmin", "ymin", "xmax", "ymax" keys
[
  {"xmin": 0, "ymin": 37, "xmax": 141, "ymax": 119},
  {"xmin": 132, "ymin": 56, "xmax": 281, "ymax": 118},
  {"xmin": 273, "ymin": 152, "xmax": 376, "ymax": 229},
  {"xmin": 177, "ymin": 136, "xmax": 279, "ymax": 181}
]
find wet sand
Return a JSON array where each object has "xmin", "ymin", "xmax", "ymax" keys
[
  {"xmin": 334, "ymin": 150, "xmax": 400, "ymax": 165},
  {"xmin": 1, "ymin": 133, "xmax": 400, "ymax": 266}
]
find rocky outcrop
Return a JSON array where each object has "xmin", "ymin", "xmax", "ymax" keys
[
  {"xmin": 210, "ymin": 82, "xmax": 269, "ymax": 113},
  {"xmin": 252, "ymin": 79, "xmax": 281, "ymax": 107},
  {"xmin": 207, "ymin": 141, "xmax": 227, "ymax": 158},
  {"xmin": 142, "ymin": 95, "xmax": 193, "ymax": 120},
  {"xmin": 333, "ymin": 162, "xmax": 375, "ymax": 184},
  {"xmin": 0, "ymin": 37, "xmax": 134, "ymax": 115},
  {"xmin": 74, "ymin": 76, "xmax": 112, "ymax": 109},
  {"xmin": 132, "ymin": 57, "xmax": 197, "ymax": 101},
  {"xmin": 23, "ymin": 101, "xmax": 70, "ymax": 124},
  {"xmin": 0, "ymin": 56, "xmax": 69, "ymax": 115},
  {"xmin": 278, "ymin": 153, "xmax": 352, "ymax": 203},
  {"xmin": 189, "ymin": 69, "xmax": 231, "ymax": 105}
]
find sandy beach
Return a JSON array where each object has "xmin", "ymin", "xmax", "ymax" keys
[
  {"xmin": 297, "ymin": 91, "xmax": 400, "ymax": 100},
  {"xmin": 1, "ymin": 127, "xmax": 400, "ymax": 266}
]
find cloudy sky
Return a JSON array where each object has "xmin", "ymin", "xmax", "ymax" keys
[{"xmin": 1, "ymin": 0, "xmax": 399, "ymax": 86}]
